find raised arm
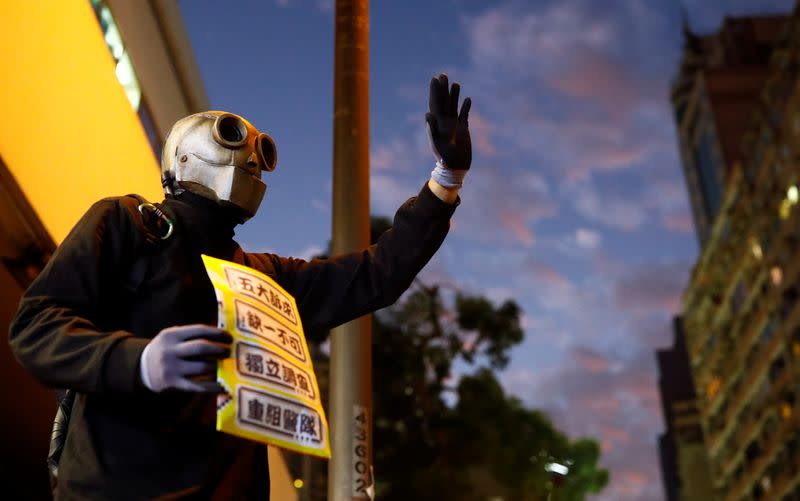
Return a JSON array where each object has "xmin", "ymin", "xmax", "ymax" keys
[
  {"xmin": 249, "ymin": 74, "xmax": 472, "ymax": 335},
  {"xmin": 251, "ymin": 182, "xmax": 456, "ymax": 335}
]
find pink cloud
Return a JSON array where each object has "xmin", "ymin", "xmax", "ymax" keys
[
  {"xmin": 566, "ymin": 180, "xmax": 648, "ymax": 231},
  {"xmin": 598, "ymin": 146, "xmax": 646, "ymax": 165},
  {"xmin": 598, "ymin": 425, "xmax": 632, "ymax": 453},
  {"xmin": 455, "ymin": 166, "xmax": 558, "ymax": 246},
  {"xmin": 461, "ymin": 2, "xmax": 671, "ymax": 182},
  {"xmin": 525, "ymin": 261, "xmax": 570, "ymax": 289},
  {"xmin": 466, "ymin": 3, "xmax": 616, "ymax": 72},
  {"xmin": 370, "ymin": 172, "xmax": 418, "ymax": 216},
  {"xmin": 613, "ymin": 260, "xmax": 689, "ymax": 314},
  {"xmin": 499, "ymin": 209, "xmax": 535, "ymax": 245},
  {"xmin": 600, "ymin": 468, "xmax": 655, "ymax": 500},
  {"xmin": 370, "ymin": 129, "xmax": 555, "ymax": 248},
  {"xmin": 369, "ymin": 133, "xmax": 433, "ymax": 174},
  {"xmin": 572, "ymin": 346, "xmax": 611, "ymax": 373},
  {"xmin": 371, "ymin": 139, "xmax": 409, "ymax": 171},
  {"xmin": 467, "ymin": 111, "xmax": 496, "ymax": 157},
  {"xmin": 636, "ymin": 176, "xmax": 696, "ymax": 235},
  {"xmin": 580, "ymin": 394, "xmax": 622, "ymax": 416},
  {"xmin": 550, "ymin": 52, "xmax": 636, "ymax": 106},
  {"xmin": 558, "ymin": 123, "xmax": 651, "ymax": 181},
  {"xmin": 590, "ymin": 249, "xmax": 626, "ymax": 277},
  {"xmin": 663, "ymin": 211, "xmax": 694, "ymax": 234},
  {"xmin": 575, "ymin": 228, "xmax": 602, "ymax": 250}
]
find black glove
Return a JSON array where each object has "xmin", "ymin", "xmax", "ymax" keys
[
  {"xmin": 426, "ymin": 73, "xmax": 472, "ymax": 172},
  {"xmin": 139, "ymin": 324, "xmax": 232, "ymax": 393}
]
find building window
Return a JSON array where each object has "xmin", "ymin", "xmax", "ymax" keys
[
  {"xmin": 89, "ymin": 0, "xmax": 160, "ymax": 159},
  {"xmin": 90, "ymin": 0, "xmax": 141, "ymax": 110},
  {"xmin": 732, "ymin": 279, "xmax": 747, "ymax": 313},
  {"xmin": 694, "ymin": 127, "xmax": 723, "ymax": 221},
  {"xmin": 769, "ymin": 356, "xmax": 786, "ymax": 383},
  {"xmin": 745, "ymin": 439, "xmax": 762, "ymax": 465},
  {"xmin": 137, "ymin": 100, "xmax": 162, "ymax": 161},
  {"xmin": 759, "ymin": 315, "xmax": 778, "ymax": 346}
]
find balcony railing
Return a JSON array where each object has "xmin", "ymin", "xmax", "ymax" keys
[
  {"xmin": 724, "ymin": 414, "xmax": 800, "ymax": 501},
  {"xmin": 707, "ymin": 325, "xmax": 788, "ymax": 456}
]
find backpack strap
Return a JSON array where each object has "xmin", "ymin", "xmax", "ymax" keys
[
  {"xmin": 125, "ymin": 194, "xmax": 174, "ymax": 243},
  {"xmin": 47, "ymin": 389, "xmax": 75, "ymax": 491},
  {"xmin": 121, "ymin": 194, "xmax": 175, "ymax": 295}
]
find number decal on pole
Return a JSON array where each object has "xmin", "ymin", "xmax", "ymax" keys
[{"xmin": 352, "ymin": 405, "xmax": 372, "ymax": 499}]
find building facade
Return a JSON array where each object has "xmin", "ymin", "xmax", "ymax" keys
[
  {"xmin": 671, "ymin": 15, "xmax": 786, "ymax": 248},
  {"xmin": 665, "ymin": 7, "xmax": 800, "ymax": 501},
  {"xmin": 658, "ymin": 317, "xmax": 716, "ymax": 501},
  {"xmin": 0, "ymin": 2, "xmax": 295, "ymax": 498}
]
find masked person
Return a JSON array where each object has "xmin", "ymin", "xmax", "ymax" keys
[{"xmin": 9, "ymin": 74, "xmax": 471, "ymax": 499}]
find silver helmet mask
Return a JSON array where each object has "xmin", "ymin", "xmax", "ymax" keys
[{"xmin": 161, "ymin": 111, "xmax": 277, "ymax": 222}]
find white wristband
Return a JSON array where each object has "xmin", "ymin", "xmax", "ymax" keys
[{"xmin": 430, "ymin": 160, "xmax": 467, "ymax": 189}]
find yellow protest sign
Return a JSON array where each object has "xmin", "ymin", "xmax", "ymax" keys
[{"xmin": 202, "ymin": 254, "xmax": 331, "ymax": 458}]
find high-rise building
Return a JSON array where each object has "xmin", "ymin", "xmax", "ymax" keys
[
  {"xmin": 658, "ymin": 317, "xmax": 716, "ymax": 501},
  {"xmin": 671, "ymin": 15, "xmax": 786, "ymax": 248},
  {"xmin": 0, "ymin": 2, "xmax": 296, "ymax": 498},
  {"xmin": 660, "ymin": 6, "xmax": 800, "ymax": 500}
]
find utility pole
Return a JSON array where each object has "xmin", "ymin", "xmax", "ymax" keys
[{"xmin": 329, "ymin": 1, "xmax": 372, "ymax": 500}]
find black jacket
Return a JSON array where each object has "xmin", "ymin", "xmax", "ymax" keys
[{"xmin": 9, "ymin": 183, "xmax": 457, "ymax": 500}]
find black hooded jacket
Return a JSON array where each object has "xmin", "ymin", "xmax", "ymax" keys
[{"xmin": 9, "ymin": 183, "xmax": 457, "ymax": 500}]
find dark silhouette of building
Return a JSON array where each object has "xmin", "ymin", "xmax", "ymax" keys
[
  {"xmin": 659, "ymin": 8, "xmax": 800, "ymax": 501},
  {"xmin": 671, "ymin": 15, "xmax": 786, "ymax": 248},
  {"xmin": 657, "ymin": 317, "xmax": 715, "ymax": 500}
]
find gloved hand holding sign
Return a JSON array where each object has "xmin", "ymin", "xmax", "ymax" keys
[{"xmin": 139, "ymin": 324, "xmax": 232, "ymax": 393}]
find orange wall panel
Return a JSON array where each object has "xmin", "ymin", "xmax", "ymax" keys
[{"xmin": 0, "ymin": 1, "xmax": 163, "ymax": 244}]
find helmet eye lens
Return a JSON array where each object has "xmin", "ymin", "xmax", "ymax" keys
[
  {"xmin": 220, "ymin": 120, "xmax": 243, "ymax": 142},
  {"xmin": 213, "ymin": 114, "xmax": 248, "ymax": 147},
  {"xmin": 257, "ymin": 134, "xmax": 277, "ymax": 172}
]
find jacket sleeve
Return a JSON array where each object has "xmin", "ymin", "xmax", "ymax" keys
[
  {"xmin": 8, "ymin": 198, "xmax": 149, "ymax": 394},
  {"xmin": 249, "ymin": 183, "xmax": 458, "ymax": 334}
]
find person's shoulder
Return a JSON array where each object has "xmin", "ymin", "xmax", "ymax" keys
[
  {"xmin": 57, "ymin": 196, "xmax": 143, "ymax": 245},
  {"xmin": 93, "ymin": 194, "xmax": 148, "ymax": 209},
  {"xmin": 88, "ymin": 194, "xmax": 161, "ymax": 217},
  {"xmin": 78, "ymin": 195, "xmax": 152, "ymax": 233},
  {"xmin": 72, "ymin": 196, "xmax": 125, "ymax": 221},
  {"xmin": 82, "ymin": 195, "xmax": 136, "ymax": 213}
]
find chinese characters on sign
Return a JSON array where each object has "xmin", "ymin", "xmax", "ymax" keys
[
  {"xmin": 236, "ymin": 342, "xmax": 315, "ymax": 400},
  {"xmin": 224, "ymin": 267, "xmax": 298, "ymax": 325},
  {"xmin": 234, "ymin": 300, "xmax": 306, "ymax": 362},
  {"xmin": 202, "ymin": 254, "xmax": 330, "ymax": 459},
  {"xmin": 239, "ymin": 388, "xmax": 323, "ymax": 445}
]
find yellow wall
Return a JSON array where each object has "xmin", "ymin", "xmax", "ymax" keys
[{"xmin": 0, "ymin": 1, "xmax": 162, "ymax": 244}]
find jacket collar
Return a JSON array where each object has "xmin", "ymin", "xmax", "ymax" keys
[{"xmin": 161, "ymin": 192, "xmax": 239, "ymax": 251}]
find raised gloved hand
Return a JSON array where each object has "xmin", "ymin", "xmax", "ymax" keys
[
  {"xmin": 426, "ymin": 73, "xmax": 472, "ymax": 188},
  {"xmin": 139, "ymin": 324, "xmax": 232, "ymax": 393}
]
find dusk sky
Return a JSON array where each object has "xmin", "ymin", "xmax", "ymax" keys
[{"xmin": 178, "ymin": 1, "xmax": 794, "ymax": 499}]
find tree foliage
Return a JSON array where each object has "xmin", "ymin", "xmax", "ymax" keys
[
  {"xmin": 300, "ymin": 217, "xmax": 607, "ymax": 499},
  {"xmin": 364, "ymin": 217, "xmax": 608, "ymax": 500}
]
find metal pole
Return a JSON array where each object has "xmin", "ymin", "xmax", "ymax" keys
[{"xmin": 329, "ymin": 1, "xmax": 371, "ymax": 500}]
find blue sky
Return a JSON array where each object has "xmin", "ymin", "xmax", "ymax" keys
[{"xmin": 178, "ymin": 1, "xmax": 795, "ymax": 498}]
